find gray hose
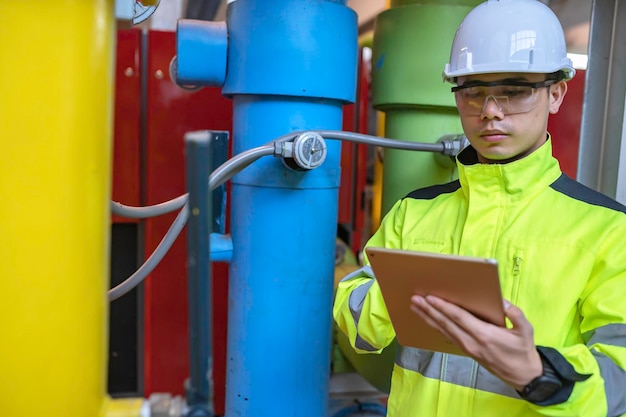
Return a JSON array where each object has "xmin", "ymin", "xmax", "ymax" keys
[
  {"xmin": 314, "ymin": 130, "xmax": 446, "ymax": 153},
  {"xmin": 108, "ymin": 203, "xmax": 189, "ymax": 301},
  {"xmin": 110, "ymin": 144, "xmax": 276, "ymax": 219},
  {"xmin": 108, "ymin": 144, "xmax": 276, "ymax": 301},
  {"xmin": 209, "ymin": 144, "xmax": 275, "ymax": 188},
  {"xmin": 107, "ymin": 131, "xmax": 445, "ymax": 301},
  {"xmin": 110, "ymin": 194, "xmax": 188, "ymax": 219},
  {"xmin": 109, "ymin": 132, "xmax": 430, "ymax": 219}
]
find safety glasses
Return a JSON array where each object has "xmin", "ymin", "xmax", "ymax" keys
[{"xmin": 452, "ymin": 79, "xmax": 557, "ymax": 115}]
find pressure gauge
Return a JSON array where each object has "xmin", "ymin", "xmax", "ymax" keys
[
  {"xmin": 292, "ymin": 132, "xmax": 327, "ymax": 170},
  {"xmin": 133, "ymin": 0, "xmax": 160, "ymax": 25},
  {"xmin": 291, "ymin": 132, "xmax": 327, "ymax": 170},
  {"xmin": 280, "ymin": 132, "xmax": 327, "ymax": 171}
]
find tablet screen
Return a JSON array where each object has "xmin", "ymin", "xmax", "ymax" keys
[{"xmin": 366, "ymin": 247, "xmax": 505, "ymax": 355}]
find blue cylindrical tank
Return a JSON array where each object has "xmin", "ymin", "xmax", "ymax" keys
[{"xmin": 224, "ymin": 1, "xmax": 357, "ymax": 416}]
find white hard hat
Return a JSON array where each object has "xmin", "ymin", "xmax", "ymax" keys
[{"xmin": 443, "ymin": 0, "xmax": 575, "ymax": 83}]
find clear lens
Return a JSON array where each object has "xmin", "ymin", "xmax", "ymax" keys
[{"xmin": 454, "ymin": 85, "xmax": 539, "ymax": 115}]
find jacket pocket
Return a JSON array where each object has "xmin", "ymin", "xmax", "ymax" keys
[{"xmin": 410, "ymin": 239, "xmax": 447, "ymax": 254}]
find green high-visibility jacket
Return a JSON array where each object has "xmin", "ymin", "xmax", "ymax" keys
[{"xmin": 334, "ymin": 139, "xmax": 626, "ymax": 417}]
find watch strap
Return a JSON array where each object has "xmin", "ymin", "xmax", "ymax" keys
[
  {"xmin": 518, "ymin": 346, "xmax": 592, "ymax": 406},
  {"xmin": 518, "ymin": 353, "xmax": 562, "ymax": 404}
]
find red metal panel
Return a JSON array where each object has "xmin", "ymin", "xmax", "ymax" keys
[
  {"xmin": 548, "ymin": 70, "xmax": 586, "ymax": 178},
  {"xmin": 339, "ymin": 49, "xmax": 371, "ymax": 254},
  {"xmin": 352, "ymin": 50, "xmax": 372, "ymax": 254},
  {"xmin": 143, "ymin": 30, "xmax": 232, "ymax": 415},
  {"xmin": 339, "ymin": 104, "xmax": 356, "ymax": 225},
  {"xmin": 112, "ymin": 29, "xmax": 142, "ymax": 223}
]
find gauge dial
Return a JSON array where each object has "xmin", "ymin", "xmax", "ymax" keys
[{"xmin": 293, "ymin": 132, "xmax": 327, "ymax": 170}]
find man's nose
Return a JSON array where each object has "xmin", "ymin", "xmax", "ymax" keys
[{"xmin": 481, "ymin": 95, "xmax": 504, "ymax": 119}]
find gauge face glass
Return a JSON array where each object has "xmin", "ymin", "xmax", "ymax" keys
[
  {"xmin": 134, "ymin": 1, "xmax": 159, "ymax": 24},
  {"xmin": 305, "ymin": 138, "xmax": 323, "ymax": 164},
  {"xmin": 295, "ymin": 134, "xmax": 327, "ymax": 169}
]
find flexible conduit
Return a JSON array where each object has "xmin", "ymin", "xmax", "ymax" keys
[
  {"xmin": 108, "ymin": 130, "xmax": 457, "ymax": 301},
  {"xmin": 108, "ymin": 144, "xmax": 276, "ymax": 301}
]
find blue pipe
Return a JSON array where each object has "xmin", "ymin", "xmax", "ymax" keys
[
  {"xmin": 228, "ymin": 98, "xmax": 342, "ymax": 416},
  {"xmin": 209, "ymin": 233, "xmax": 232, "ymax": 263},
  {"xmin": 177, "ymin": 1, "xmax": 357, "ymax": 415}
]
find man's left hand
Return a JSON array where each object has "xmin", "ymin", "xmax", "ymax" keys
[{"xmin": 410, "ymin": 295, "xmax": 542, "ymax": 391}]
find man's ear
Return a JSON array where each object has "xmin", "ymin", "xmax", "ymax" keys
[{"xmin": 548, "ymin": 80, "xmax": 568, "ymax": 114}]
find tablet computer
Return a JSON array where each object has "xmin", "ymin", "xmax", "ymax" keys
[{"xmin": 365, "ymin": 247, "xmax": 506, "ymax": 356}]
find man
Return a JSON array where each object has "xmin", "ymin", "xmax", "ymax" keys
[{"xmin": 333, "ymin": 0, "xmax": 626, "ymax": 415}]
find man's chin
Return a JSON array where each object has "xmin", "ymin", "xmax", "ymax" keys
[{"xmin": 477, "ymin": 146, "xmax": 521, "ymax": 163}]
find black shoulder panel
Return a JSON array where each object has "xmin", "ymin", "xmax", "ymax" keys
[
  {"xmin": 404, "ymin": 180, "xmax": 461, "ymax": 201},
  {"xmin": 550, "ymin": 174, "xmax": 626, "ymax": 214}
]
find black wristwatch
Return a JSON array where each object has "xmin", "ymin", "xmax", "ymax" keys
[{"xmin": 518, "ymin": 354, "xmax": 562, "ymax": 403}]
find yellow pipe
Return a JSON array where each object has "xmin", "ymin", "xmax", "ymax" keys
[
  {"xmin": 0, "ymin": 1, "xmax": 115, "ymax": 416},
  {"xmin": 371, "ymin": 111, "xmax": 386, "ymax": 231}
]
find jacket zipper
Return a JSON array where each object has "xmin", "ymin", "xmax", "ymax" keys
[{"xmin": 511, "ymin": 250, "xmax": 524, "ymax": 305}]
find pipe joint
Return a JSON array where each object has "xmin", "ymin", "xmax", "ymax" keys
[
  {"xmin": 185, "ymin": 405, "xmax": 213, "ymax": 417},
  {"xmin": 440, "ymin": 134, "xmax": 469, "ymax": 156},
  {"xmin": 175, "ymin": 20, "xmax": 228, "ymax": 87},
  {"xmin": 209, "ymin": 233, "xmax": 233, "ymax": 262},
  {"xmin": 435, "ymin": 133, "xmax": 470, "ymax": 168}
]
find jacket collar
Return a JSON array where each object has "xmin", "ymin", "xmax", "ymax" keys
[{"xmin": 456, "ymin": 136, "xmax": 563, "ymax": 203}]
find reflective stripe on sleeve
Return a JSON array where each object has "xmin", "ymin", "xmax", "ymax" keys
[
  {"xmin": 585, "ymin": 323, "xmax": 626, "ymax": 416},
  {"xmin": 584, "ymin": 323, "xmax": 626, "ymax": 347},
  {"xmin": 344, "ymin": 265, "xmax": 378, "ymax": 352},
  {"xmin": 591, "ymin": 351, "xmax": 626, "ymax": 416},
  {"xmin": 341, "ymin": 265, "xmax": 375, "ymax": 283}
]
